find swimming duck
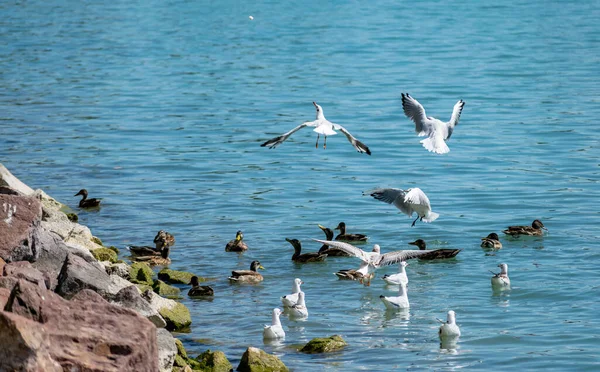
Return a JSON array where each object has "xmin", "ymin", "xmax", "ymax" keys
[
  {"xmin": 480, "ymin": 233, "xmax": 502, "ymax": 249},
  {"xmin": 228, "ymin": 260, "xmax": 265, "ymax": 283},
  {"xmin": 318, "ymin": 225, "xmax": 351, "ymax": 256},
  {"xmin": 154, "ymin": 230, "xmax": 175, "ymax": 249},
  {"xmin": 286, "ymin": 238, "xmax": 328, "ymax": 263},
  {"xmin": 408, "ymin": 239, "xmax": 461, "ymax": 260},
  {"xmin": 74, "ymin": 189, "xmax": 101, "ymax": 208},
  {"xmin": 132, "ymin": 246, "xmax": 171, "ymax": 266},
  {"xmin": 334, "ymin": 222, "xmax": 368, "ymax": 242},
  {"xmin": 288, "ymin": 291, "xmax": 308, "ymax": 319},
  {"xmin": 188, "ymin": 275, "xmax": 214, "ymax": 297},
  {"xmin": 438, "ymin": 310, "xmax": 461, "ymax": 339},
  {"xmin": 129, "ymin": 230, "xmax": 176, "ymax": 256},
  {"xmin": 263, "ymin": 308, "xmax": 285, "ymax": 339},
  {"xmin": 382, "ymin": 261, "xmax": 409, "ymax": 285},
  {"xmin": 225, "ymin": 230, "xmax": 249, "ymax": 252},
  {"xmin": 503, "ymin": 219, "xmax": 548, "ymax": 236},
  {"xmin": 281, "ymin": 278, "xmax": 303, "ymax": 308},
  {"xmin": 380, "ymin": 281, "xmax": 409, "ymax": 310},
  {"xmin": 490, "ymin": 263, "xmax": 511, "ymax": 290}
]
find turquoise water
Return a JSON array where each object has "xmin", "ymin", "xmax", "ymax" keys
[{"xmin": 2, "ymin": 0, "xmax": 600, "ymax": 369}]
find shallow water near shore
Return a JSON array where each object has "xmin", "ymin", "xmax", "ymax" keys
[{"xmin": 2, "ymin": 0, "xmax": 600, "ymax": 370}]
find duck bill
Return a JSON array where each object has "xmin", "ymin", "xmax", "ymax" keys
[
  {"xmin": 317, "ymin": 224, "xmax": 327, "ymax": 231},
  {"xmin": 259, "ymin": 265, "xmax": 266, "ymax": 270},
  {"xmin": 408, "ymin": 241, "xmax": 418, "ymax": 246}
]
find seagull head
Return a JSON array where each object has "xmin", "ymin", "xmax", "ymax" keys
[{"xmin": 313, "ymin": 101, "xmax": 324, "ymax": 119}]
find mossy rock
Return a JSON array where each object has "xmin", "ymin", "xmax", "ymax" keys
[
  {"xmin": 91, "ymin": 236, "xmax": 103, "ymax": 246},
  {"xmin": 237, "ymin": 347, "xmax": 288, "ymax": 372},
  {"xmin": 174, "ymin": 354, "xmax": 188, "ymax": 368},
  {"xmin": 153, "ymin": 279, "xmax": 181, "ymax": 297},
  {"xmin": 159, "ymin": 302, "xmax": 192, "ymax": 331},
  {"xmin": 135, "ymin": 283, "xmax": 153, "ymax": 293},
  {"xmin": 108, "ymin": 245, "xmax": 120, "ymax": 254},
  {"xmin": 158, "ymin": 268, "xmax": 201, "ymax": 284},
  {"xmin": 91, "ymin": 248, "xmax": 118, "ymax": 263},
  {"xmin": 175, "ymin": 338, "xmax": 188, "ymax": 359},
  {"xmin": 194, "ymin": 350, "xmax": 232, "ymax": 372},
  {"xmin": 300, "ymin": 335, "xmax": 347, "ymax": 353},
  {"xmin": 129, "ymin": 262, "xmax": 155, "ymax": 285},
  {"xmin": 65, "ymin": 212, "xmax": 78, "ymax": 223}
]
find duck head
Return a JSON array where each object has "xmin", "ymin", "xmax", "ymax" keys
[
  {"xmin": 190, "ymin": 275, "xmax": 200, "ymax": 286},
  {"xmin": 250, "ymin": 260, "xmax": 265, "ymax": 272},
  {"xmin": 235, "ymin": 230, "xmax": 244, "ymax": 241},
  {"xmin": 408, "ymin": 239, "xmax": 427, "ymax": 250},
  {"xmin": 285, "ymin": 238, "xmax": 302, "ymax": 254},
  {"xmin": 74, "ymin": 189, "xmax": 88, "ymax": 198},
  {"xmin": 317, "ymin": 225, "xmax": 334, "ymax": 240},
  {"xmin": 532, "ymin": 220, "xmax": 547, "ymax": 230},
  {"xmin": 483, "ymin": 233, "xmax": 500, "ymax": 240}
]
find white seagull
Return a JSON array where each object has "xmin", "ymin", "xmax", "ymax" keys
[
  {"xmin": 260, "ymin": 102, "xmax": 371, "ymax": 155},
  {"xmin": 382, "ymin": 261, "xmax": 409, "ymax": 285},
  {"xmin": 490, "ymin": 263, "xmax": 511, "ymax": 290},
  {"xmin": 401, "ymin": 93, "xmax": 465, "ymax": 154},
  {"xmin": 438, "ymin": 310, "xmax": 461, "ymax": 339},
  {"xmin": 314, "ymin": 239, "xmax": 435, "ymax": 285},
  {"xmin": 363, "ymin": 187, "xmax": 439, "ymax": 226},
  {"xmin": 281, "ymin": 278, "xmax": 303, "ymax": 308},
  {"xmin": 380, "ymin": 281, "xmax": 410, "ymax": 310},
  {"xmin": 288, "ymin": 291, "xmax": 308, "ymax": 319},
  {"xmin": 263, "ymin": 308, "xmax": 285, "ymax": 339}
]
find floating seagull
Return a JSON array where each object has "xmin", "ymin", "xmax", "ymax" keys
[
  {"xmin": 401, "ymin": 93, "xmax": 465, "ymax": 154},
  {"xmin": 380, "ymin": 281, "xmax": 410, "ymax": 310},
  {"xmin": 263, "ymin": 308, "xmax": 285, "ymax": 339},
  {"xmin": 188, "ymin": 275, "xmax": 214, "ymax": 297},
  {"xmin": 481, "ymin": 233, "xmax": 502, "ymax": 249},
  {"xmin": 503, "ymin": 219, "xmax": 548, "ymax": 236},
  {"xmin": 260, "ymin": 102, "xmax": 371, "ymax": 155},
  {"xmin": 382, "ymin": 261, "xmax": 409, "ymax": 285},
  {"xmin": 288, "ymin": 291, "xmax": 308, "ymax": 319},
  {"xmin": 363, "ymin": 187, "xmax": 439, "ymax": 226},
  {"xmin": 438, "ymin": 310, "xmax": 461, "ymax": 339},
  {"xmin": 74, "ymin": 189, "xmax": 102, "ymax": 208},
  {"xmin": 225, "ymin": 230, "xmax": 248, "ymax": 252},
  {"xmin": 334, "ymin": 222, "xmax": 368, "ymax": 242},
  {"xmin": 281, "ymin": 278, "xmax": 303, "ymax": 308},
  {"xmin": 313, "ymin": 239, "xmax": 436, "ymax": 285},
  {"xmin": 408, "ymin": 239, "xmax": 461, "ymax": 260},
  {"xmin": 286, "ymin": 238, "xmax": 328, "ymax": 263},
  {"xmin": 490, "ymin": 263, "xmax": 511, "ymax": 290}
]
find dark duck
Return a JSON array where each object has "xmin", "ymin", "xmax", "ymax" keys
[
  {"xmin": 286, "ymin": 238, "xmax": 328, "ymax": 263},
  {"xmin": 334, "ymin": 222, "xmax": 368, "ymax": 242},
  {"xmin": 74, "ymin": 189, "xmax": 101, "ymax": 208},
  {"xmin": 408, "ymin": 239, "xmax": 461, "ymax": 260}
]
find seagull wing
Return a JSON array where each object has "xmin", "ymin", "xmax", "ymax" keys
[
  {"xmin": 404, "ymin": 188, "xmax": 431, "ymax": 207},
  {"xmin": 312, "ymin": 239, "xmax": 370, "ymax": 263},
  {"xmin": 402, "ymin": 93, "xmax": 432, "ymax": 136},
  {"xmin": 375, "ymin": 250, "xmax": 435, "ymax": 267},
  {"xmin": 447, "ymin": 100, "xmax": 465, "ymax": 136},
  {"xmin": 260, "ymin": 121, "xmax": 314, "ymax": 149},
  {"xmin": 364, "ymin": 188, "xmax": 413, "ymax": 217},
  {"xmin": 332, "ymin": 123, "xmax": 371, "ymax": 155}
]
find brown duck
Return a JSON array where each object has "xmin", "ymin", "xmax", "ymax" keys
[
  {"xmin": 481, "ymin": 233, "xmax": 502, "ymax": 249},
  {"xmin": 408, "ymin": 239, "xmax": 461, "ymax": 260},
  {"xmin": 228, "ymin": 260, "xmax": 265, "ymax": 283},
  {"xmin": 318, "ymin": 225, "xmax": 351, "ymax": 256},
  {"xmin": 225, "ymin": 230, "xmax": 249, "ymax": 252},
  {"xmin": 334, "ymin": 222, "xmax": 368, "ymax": 242},
  {"xmin": 74, "ymin": 189, "xmax": 101, "ymax": 208},
  {"xmin": 286, "ymin": 238, "xmax": 328, "ymax": 263},
  {"xmin": 129, "ymin": 230, "xmax": 175, "ymax": 256},
  {"xmin": 132, "ymin": 246, "xmax": 171, "ymax": 266},
  {"xmin": 503, "ymin": 219, "xmax": 547, "ymax": 236},
  {"xmin": 188, "ymin": 275, "xmax": 214, "ymax": 297}
]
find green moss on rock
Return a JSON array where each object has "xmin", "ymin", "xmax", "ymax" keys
[
  {"xmin": 237, "ymin": 347, "xmax": 288, "ymax": 372},
  {"xmin": 91, "ymin": 236, "xmax": 103, "ymax": 246},
  {"xmin": 129, "ymin": 262, "xmax": 155, "ymax": 285},
  {"xmin": 194, "ymin": 350, "xmax": 232, "ymax": 372},
  {"xmin": 153, "ymin": 279, "xmax": 181, "ymax": 297},
  {"xmin": 135, "ymin": 283, "xmax": 153, "ymax": 293},
  {"xmin": 159, "ymin": 302, "xmax": 192, "ymax": 331},
  {"xmin": 300, "ymin": 335, "xmax": 347, "ymax": 353},
  {"xmin": 174, "ymin": 354, "xmax": 187, "ymax": 368},
  {"xmin": 65, "ymin": 212, "xmax": 78, "ymax": 223},
  {"xmin": 108, "ymin": 245, "xmax": 120, "ymax": 254},
  {"xmin": 91, "ymin": 248, "xmax": 118, "ymax": 263},
  {"xmin": 158, "ymin": 268, "xmax": 201, "ymax": 284},
  {"xmin": 175, "ymin": 338, "xmax": 188, "ymax": 359}
]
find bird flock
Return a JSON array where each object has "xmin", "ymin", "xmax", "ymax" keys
[{"xmin": 74, "ymin": 93, "xmax": 549, "ymax": 350}]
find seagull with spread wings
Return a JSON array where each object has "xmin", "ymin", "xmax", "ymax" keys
[
  {"xmin": 261, "ymin": 102, "xmax": 371, "ymax": 155},
  {"xmin": 401, "ymin": 93, "xmax": 465, "ymax": 154},
  {"xmin": 363, "ymin": 187, "xmax": 439, "ymax": 226}
]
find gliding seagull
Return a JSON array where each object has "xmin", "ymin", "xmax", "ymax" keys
[
  {"xmin": 363, "ymin": 187, "xmax": 439, "ymax": 226},
  {"xmin": 261, "ymin": 102, "xmax": 371, "ymax": 155}
]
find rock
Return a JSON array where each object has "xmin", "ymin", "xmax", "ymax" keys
[
  {"xmin": 103, "ymin": 261, "xmax": 131, "ymax": 279},
  {"xmin": 0, "ymin": 257, "xmax": 5, "ymax": 274},
  {"xmin": 136, "ymin": 283, "xmax": 153, "ymax": 293},
  {"xmin": 157, "ymin": 328, "xmax": 178, "ymax": 372},
  {"xmin": 0, "ymin": 287, "xmax": 11, "ymax": 308},
  {"xmin": 91, "ymin": 248, "xmax": 118, "ymax": 263},
  {"xmin": 153, "ymin": 279, "xmax": 181, "ymax": 297},
  {"xmin": 0, "ymin": 194, "xmax": 42, "ymax": 262},
  {"xmin": 0, "ymin": 163, "xmax": 35, "ymax": 195},
  {"xmin": 2, "ymin": 281, "xmax": 159, "ymax": 371},
  {"xmin": 55, "ymin": 253, "xmax": 111, "ymax": 299},
  {"xmin": 158, "ymin": 268, "xmax": 199, "ymax": 285},
  {"xmin": 109, "ymin": 285, "xmax": 166, "ymax": 328},
  {"xmin": 107, "ymin": 274, "xmax": 139, "ymax": 296},
  {"xmin": 195, "ymin": 349, "xmax": 233, "ymax": 372},
  {"xmin": 143, "ymin": 290, "xmax": 192, "ymax": 331},
  {"xmin": 65, "ymin": 212, "xmax": 78, "ymax": 222},
  {"xmin": 299, "ymin": 335, "xmax": 347, "ymax": 353},
  {"xmin": 130, "ymin": 262, "xmax": 155, "ymax": 286},
  {"xmin": 237, "ymin": 347, "xmax": 288, "ymax": 372},
  {"xmin": 3, "ymin": 261, "xmax": 47, "ymax": 289},
  {"xmin": 175, "ymin": 338, "xmax": 188, "ymax": 359}
]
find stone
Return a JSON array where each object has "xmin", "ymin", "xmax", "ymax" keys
[
  {"xmin": 55, "ymin": 253, "xmax": 111, "ymax": 299},
  {"xmin": 107, "ymin": 274, "xmax": 138, "ymax": 296},
  {"xmin": 65, "ymin": 212, "xmax": 78, "ymax": 222},
  {"xmin": 158, "ymin": 268, "xmax": 201, "ymax": 285},
  {"xmin": 0, "ymin": 257, "xmax": 5, "ymax": 274},
  {"xmin": 153, "ymin": 279, "xmax": 181, "ymax": 297},
  {"xmin": 3, "ymin": 261, "xmax": 47, "ymax": 289},
  {"xmin": 157, "ymin": 328, "xmax": 177, "ymax": 372},
  {"xmin": 0, "ymin": 163, "xmax": 35, "ymax": 195},
  {"xmin": 299, "ymin": 335, "xmax": 347, "ymax": 353},
  {"xmin": 103, "ymin": 261, "xmax": 131, "ymax": 279},
  {"xmin": 175, "ymin": 338, "xmax": 188, "ymax": 359},
  {"xmin": 195, "ymin": 349, "xmax": 233, "ymax": 372},
  {"xmin": 130, "ymin": 262, "xmax": 155, "ymax": 285},
  {"xmin": 142, "ymin": 290, "xmax": 192, "ymax": 331},
  {"xmin": 237, "ymin": 347, "xmax": 288, "ymax": 372},
  {"xmin": 91, "ymin": 247, "xmax": 118, "ymax": 263},
  {"xmin": 0, "ymin": 287, "xmax": 11, "ymax": 308},
  {"xmin": 0, "ymin": 194, "xmax": 42, "ymax": 262},
  {"xmin": 109, "ymin": 285, "xmax": 166, "ymax": 328}
]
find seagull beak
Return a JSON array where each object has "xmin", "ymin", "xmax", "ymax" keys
[{"xmin": 312, "ymin": 102, "xmax": 317, "ymax": 108}]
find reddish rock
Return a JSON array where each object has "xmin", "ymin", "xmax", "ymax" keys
[
  {"xmin": 3, "ymin": 261, "xmax": 47, "ymax": 289},
  {"xmin": 0, "ymin": 287, "xmax": 10, "ymax": 309},
  {"xmin": 0, "ymin": 257, "xmax": 5, "ymax": 274},
  {"xmin": 0, "ymin": 194, "xmax": 42, "ymax": 262},
  {"xmin": 2, "ymin": 281, "xmax": 159, "ymax": 371}
]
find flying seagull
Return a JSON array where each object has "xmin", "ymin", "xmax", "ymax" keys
[
  {"xmin": 363, "ymin": 187, "xmax": 439, "ymax": 226},
  {"xmin": 261, "ymin": 102, "xmax": 371, "ymax": 155},
  {"xmin": 401, "ymin": 93, "xmax": 465, "ymax": 154}
]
